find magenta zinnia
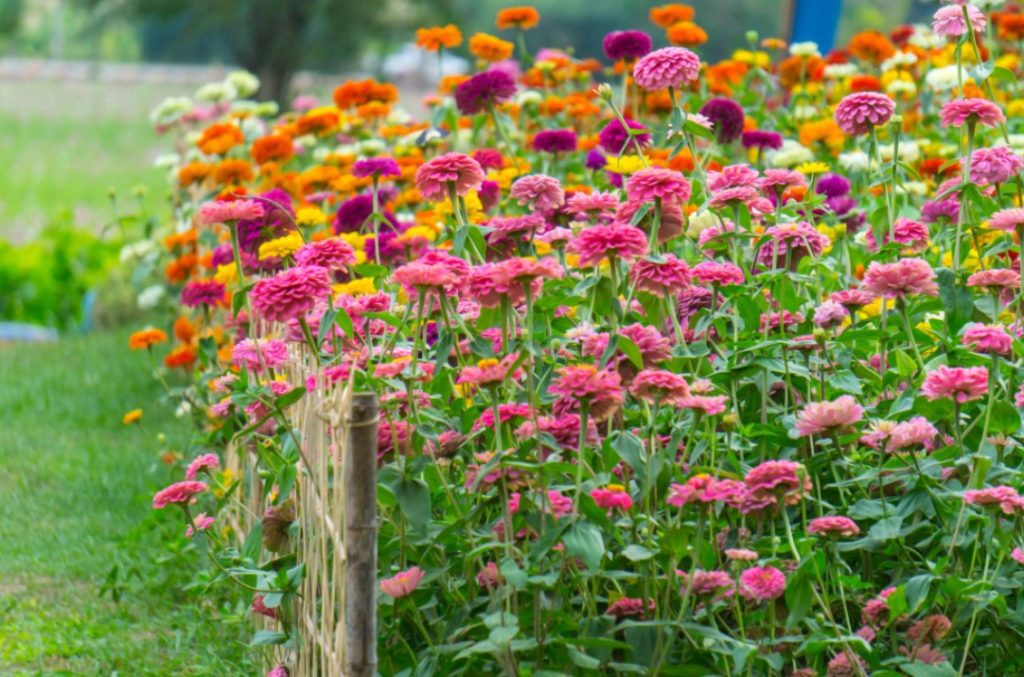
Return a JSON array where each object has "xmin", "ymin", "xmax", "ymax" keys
[{"xmin": 250, "ymin": 265, "xmax": 332, "ymax": 324}]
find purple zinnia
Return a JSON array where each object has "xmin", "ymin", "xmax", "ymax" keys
[
  {"xmin": 699, "ymin": 98, "xmax": 745, "ymax": 144},
  {"xmin": 603, "ymin": 30, "xmax": 652, "ymax": 62},
  {"xmin": 352, "ymin": 156, "xmax": 401, "ymax": 179},
  {"xmin": 333, "ymin": 194, "xmax": 399, "ymax": 234},
  {"xmin": 181, "ymin": 279, "xmax": 226, "ymax": 308},
  {"xmin": 815, "ymin": 174, "xmax": 851, "ymax": 198},
  {"xmin": 533, "ymin": 129, "xmax": 577, "ymax": 153},
  {"xmin": 586, "ymin": 149, "xmax": 608, "ymax": 170},
  {"xmin": 741, "ymin": 130, "xmax": 783, "ymax": 151},
  {"xmin": 235, "ymin": 188, "xmax": 295, "ymax": 255},
  {"xmin": 598, "ymin": 118, "xmax": 650, "ymax": 154},
  {"xmin": 921, "ymin": 199, "xmax": 960, "ymax": 224},
  {"xmin": 455, "ymin": 69, "xmax": 517, "ymax": 115}
]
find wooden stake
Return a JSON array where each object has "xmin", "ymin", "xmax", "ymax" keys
[{"xmin": 344, "ymin": 392, "xmax": 378, "ymax": 677}]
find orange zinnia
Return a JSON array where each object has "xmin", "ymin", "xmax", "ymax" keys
[
  {"xmin": 848, "ymin": 30, "xmax": 895, "ymax": 65},
  {"xmin": 496, "ymin": 7, "xmax": 540, "ymax": 30},
  {"xmin": 469, "ymin": 33, "xmax": 515, "ymax": 62},
  {"xmin": 650, "ymin": 3, "xmax": 695, "ymax": 29},
  {"xmin": 415, "ymin": 24, "xmax": 462, "ymax": 51},
  {"xmin": 296, "ymin": 110, "xmax": 340, "ymax": 135},
  {"xmin": 164, "ymin": 345, "xmax": 197, "ymax": 370},
  {"xmin": 667, "ymin": 21, "xmax": 707, "ymax": 47},
  {"xmin": 128, "ymin": 328, "xmax": 168, "ymax": 350},
  {"xmin": 177, "ymin": 161, "xmax": 212, "ymax": 187},
  {"xmin": 213, "ymin": 158, "xmax": 254, "ymax": 185},
  {"xmin": 173, "ymin": 316, "xmax": 196, "ymax": 343},
  {"xmin": 196, "ymin": 122, "xmax": 244, "ymax": 155},
  {"xmin": 251, "ymin": 134, "xmax": 294, "ymax": 165}
]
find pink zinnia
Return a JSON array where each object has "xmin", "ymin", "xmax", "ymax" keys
[
  {"xmin": 680, "ymin": 570, "xmax": 735, "ymax": 598},
  {"xmin": 510, "ymin": 174, "xmax": 565, "ymax": 213},
  {"xmin": 963, "ymin": 486, "xmax": 1023, "ymax": 515},
  {"xmin": 970, "ymin": 146, "xmax": 1023, "ymax": 185},
  {"xmin": 866, "ymin": 217, "xmax": 930, "ymax": 254},
  {"xmin": 967, "ymin": 267, "xmax": 1020, "ymax": 290},
  {"xmin": 1013, "ymin": 547, "xmax": 1024, "ymax": 565},
  {"xmin": 568, "ymin": 222, "xmax": 649, "ymax": 266},
  {"xmin": 921, "ymin": 365, "xmax": 989, "ymax": 403},
  {"xmin": 625, "ymin": 167, "xmax": 691, "ymax": 204},
  {"xmin": 725, "ymin": 548, "xmax": 758, "ymax": 561},
  {"xmin": 232, "ymin": 338, "xmax": 290, "ymax": 371},
  {"xmin": 708, "ymin": 185, "xmax": 760, "ymax": 209},
  {"xmin": 813, "ymin": 300, "xmax": 850, "ymax": 329},
  {"xmin": 757, "ymin": 168, "xmax": 806, "ymax": 194},
  {"xmin": 889, "ymin": 416, "xmax": 940, "ymax": 452},
  {"xmin": 632, "ymin": 47, "xmax": 701, "ymax": 91},
  {"xmin": 630, "ymin": 255, "xmax": 691, "ymax": 295},
  {"xmin": 591, "ymin": 485, "xmax": 634, "ymax": 511},
  {"xmin": 606, "ymin": 597, "xmax": 655, "ymax": 619},
  {"xmin": 197, "ymin": 199, "xmax": 265, "ymax": 226},
  {"xmin": 707, "ymin": 164, "xmax": 759, "ymax": 192},
  {"xmin": 185, "ymin": 512, "xmax": 215, "ymax": 538},
  {"xmin": 795, "ymin": 396, "xmax": 864, "ymax": 437},
  {"xmin": 550, "ymin": 364, "xmax": 622, "ymax": 401},
  {"xmin": 963, "ymin": 323, "xmax": 1012, "ymax": 355},
  {"xmin": 456, "ymin": 354, "xmax": 523, "ymax": 387},
  {"xmin": 808, "ymin": 516, "xmax": 860, "ymax": 538},
  {"xmin": 153, "ymin": 480, "xmax": 207, "ymax": 509},
  {"xmin": 567, "ymin": 191, "xmax": 622, "ymax": 221},
  {"xmin": 294, "ymin": 238, "xmax": 357, "ymax": 271},
  {"xmin": 629, "ymin": 368, "xmax": 690, "ymax": 404},
  {"xmin": 414, "ymin": 152, "xmax": 486, "ymax": 202},
  {"xmin": 989, "ymin": 208, "xmax": 1024, "ymax": 232},
  {"xmin": 834, "ymin": 92, "xmax": 896, "ymax": 136},
  {"xmin": 932, "ymin": 4, "xmax": 986, "ymax": 36},
  {"xmin": 939, "ymin": 98, "xmax": 1005, "ymax": 128},
  {"xmin": 692, "ymin": 261, "xmax": 745, "ymax": 287},
  {"xmin": 756, "ymin": 222, "xmax": 830, "ymax": 268},
  {"xmin": 739, "ymin": 566, "xmax": 786, "ymax": 601},
  {"xmin": 744, "ymin": 460, "xmax": 810, "ymax": 505},
  {"xmin": 831, "ymin": 288, "xmax": 877, "ymax": 309},
  {"xmin": 250, "ymin": 265, "xmax": 332, "ymax": 324},
  {"xmin": 380, "ymin": 566, "xmax": 425, "ymax": 598},
  {"xmin": 392, "ymin": 261, "xmax": 459, "ymax": 291},
  {"xmin": 185, "ymin": 453, "xmax": 220, "ymax": 480},
  {"xmin": 861, "ymin": 258, "xmax": 938, "ymax": 298}
]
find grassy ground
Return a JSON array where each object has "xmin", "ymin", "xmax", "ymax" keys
[
  {"xmin": 0, "ymin": 80, "xmax": 189, "ymax": 243},
  {"xmin": 0, "ymin": 329, "xmax": 254, "ymax": 674}
]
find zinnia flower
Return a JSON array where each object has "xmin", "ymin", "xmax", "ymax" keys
[
  {"xmin": 568, "ymin": 222, "xmax": 648, "ymax": 266},
  {"xmin": 380, "ymin": 566, "xmax": 425, "ymax": 597},
  {"xmin": 632, "ymin": 47, "xmax": 701, "ymax": 91},
  {"xmin": 963, "ymin": 323, "xmax": 1012, "ymax": 355},
  {"xmin": 629, "ymin": 368, "xmax": 690, "ymax": 404},
  {"xmin": 510, "ymin": 174, "xmax": 565, "ymax": 212},
  {"xmin": 533, "ymin": 129, "xmax": 577, "ymax": 153},
  {"xmin": 939, "ymin": 98, "xmax": 1005, "ymax": 128},
  {"xmin": 598, "ymin": 118, "xmax": 651, "ymax": 154},
  {"xmin": 197, "ymin": 199, "xmax": 264, "ymax": 225},
  {"xmin": 794, "ymin": 396, "xmax": 864, "ymax": 436},
  {"xmin": 591, "ymin": 484, "xmax": 634, "ymax": 511},
  {"xmin": 153, "ymin": 480, "xmax": 207, "ymax": 509},
  {"xmin": 352, "ymin": 156, "xmax": 401, "ymax": 178},
  {"xmin": 250, "ymin": 265, "xmax": 332, "ymax": 324},
  {"xmin": 861, "ymin": 258, "xmax": 938, "ymax": 298},
  {"xmin": 739, "ymin": 566, "xmax": 786, "ymax": 601},
  {"xmin": 833, "ymin": 92, "xmax": 896, "ymax": 136},
  {"xmin": 185, "ymin": 453, "xmax": 219, "ymax": 480},
  {"xmin": 699, "ymin": 98, "xmax": 745, "ymax": 143},
  {"xmin": 630, "ymin": 255, "xmax": 692, "ymax": 295},
  {"xmin": 932, "ymin": 4, "xmax": 986, "ymax": 37},
  {"xmin": 921, "ymin": 365, "xmax": 989, "ymax": 403},
  {"xmin": 625, "ymin": 167, "xmax": 691, "ymax": 204},
  {"xmin": 415, "ymin": 152, "xmax": 486, "ymax": 202},
  {"xmin": 454, "ymin": 69, "xmax": 517, "ymax": 115},
  {"xmin": 603, "ymin": 30, "xmax": 653, "ymax": 62},
  {"xmin": 963, "ymin": 486, "xmax": 1023, "ymax": 515},
  {"xmin": 181, "ymin": 279, "xmax": 225, "ymax": 308},
  {"xmin": 989, "ymin": 208, "xmax": 1024, "ymax": 232},
  {"xmin": 808, "ymin": 516, "xmax": 860, "ymax": 538}
]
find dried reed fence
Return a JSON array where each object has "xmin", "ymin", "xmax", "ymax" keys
[{"xmin": 224, "ymin": 355, "xmax": 379, "ymax": 676}]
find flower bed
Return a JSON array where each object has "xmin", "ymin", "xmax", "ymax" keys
[{"xmin": 129, "ymin": 3, "xmax": 1024, "ymax": 675}]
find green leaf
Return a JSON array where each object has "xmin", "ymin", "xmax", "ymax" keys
[
  {"xmin": 617, "ymin": 335, "xmax": 644, "ymax": 370},
  {"xmin": 905, "ymin": 574, "xmax": 932, "ymax": 614},
  {"xmin": 275, "ymin": 385, "xmax": 306, "ymax": 409},
  {"xmin": 622, "ymin": 544, "xmax": 655, "ymax": 562},
  {"xmin": 563, "ymin": 521, "xmax": 605, "ymax": 570},
  {"xmin": 868, "ymin": 515, "xmax": 903, "ymax": 542},
  {"xmin": 937, "ymin": 268, "xmax": 974, "ymax": 334},
  {"xmin": 499, "ymin": 559, "xmax": 528, "ymax": 590},
  {"xmin": 249, "ymin": 630, "xmax": 288, "ymax": 646},
  {"xmin": 395, "ymin": 478, "xmax": 431, "ymax": 527},
  {"xmin": 785, "ymin": 571, "xmax": 813, "ymax": 626},
  {"xmin": 989, "ymin": 400, "xmax": 1020, "ymax": 435}
]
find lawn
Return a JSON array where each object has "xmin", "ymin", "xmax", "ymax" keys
[
  {"xmin": 0, "ymin": 80, "xmax": 189, "ymax": 243},
  {"xmin": 0, "ymin": 329, "xmax": 255, "ymax": 674}
]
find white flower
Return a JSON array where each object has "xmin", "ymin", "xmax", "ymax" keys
[
  {"xmin": 839, "ymin": 150, "xmax": 870, "ymax": 172},
  {"xmin": 119, "ymin": 241, "xmax": 157, "ymax": 264},
  {"xmin": 149, "ymin": 96, "xmax": 193, "ymax": 126},
  {"xmin": 908, "ymin": 24, "xmax": 944, "ymax": 50},
  {"xmin": 823, "ymin": 63, "xmax": 858, "ymax": 79},
  {"xmin": 878, "ymin": 139, "xmax": 920, "ymax": 164},
  {"xmin": 1007, "ymin": 134, "xmax": 1024, "ymax": 152},
  {"xmin": 853, "ymin": 229, "xmax": 870, "ymax": 247},
  {"xmin": 253, "ymin": 101, "xmax": 279, "ymax": 118},
  {"xmin": 881, "ymin": 51, "xmax": 918, "ymax": 71},
  {"xmin": 516, "ymin": 90, "xmax": 543, "ymax": 107},
  {"xmin": 225, "ymin": 70, "xmax": 260, "ymax": 98},
  {"xmin": 886, "ymin": 79, "xmax": 917, "ymax": 97},
  {"xmin": 769, "ymin": 140, "xmax": 813, "ymax": 168},
  {"xmin": 195, "ymin": 81, "xmax": 237, "ymax": 103},
  {"xmin": 792, "ymin": 104, "xmax": 819, "ymax": 121},
  {"xmin": 137, "ymin": 285, "xmax": 166, "ymax": 310},
  {"xmin": 358, "ymin": 139, "xmax": 387, "ymax": 155},
  {"xmin": 897, "ymin": 181, "xmax": 927, "ymax": 196},
  {"xmin": 153, "ymin": 153, "xmax": 181, "ymax": 170},
  {"xmin": 239, "ymin": 116, "xmax": 266, "ymax": 138},
  {"xmin": 925, "ymin": 65, "xmax": 962, "ymax": 92},
  {"xmin": 789, "ymin": 41, "xmax": 820, "ymax": 57},
  {"xmin": 386, "ymin": 108, "xmax": 412, "ymax": 125},
  {"xmin": 686, "ymin": 209, "xmax": 718, "ymax": 239},
  {"xmin": 175, "ymin": 401, "xmax": 193, "ymax": 418}
]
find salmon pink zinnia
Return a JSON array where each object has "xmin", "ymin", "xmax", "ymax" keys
[
  {"xmin": 739, "ymin": 566, "xmax": 786, "ymax": 601},
  {"xmin": 380, "ymin": 566, "xmax": 425, "ymax": 598},
  {"xmin": 921, "ymin": 365, "xmax": 989, "ymax": 403}
]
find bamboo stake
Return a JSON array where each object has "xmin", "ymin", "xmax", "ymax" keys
[{"xmin": 344, "ymin": 392, "xmax": 379, "ymax": 677}]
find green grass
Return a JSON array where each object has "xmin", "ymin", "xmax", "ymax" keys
[
  {"xmin": 0, "ymin": 80, "xmax": 190, "ymax": 243},
  {"xmin": 0, "ymin": 329, "xmax": 254, "ymax": 674}
]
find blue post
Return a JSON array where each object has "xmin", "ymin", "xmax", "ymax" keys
[{"xmin": 790, "ymin": 0, "xmax": 844, "ymax": 53}]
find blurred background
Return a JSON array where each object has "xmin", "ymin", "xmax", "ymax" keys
[{"xmin": 0, "ymin": 0, "xmax": 932, "ymax": 333}]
